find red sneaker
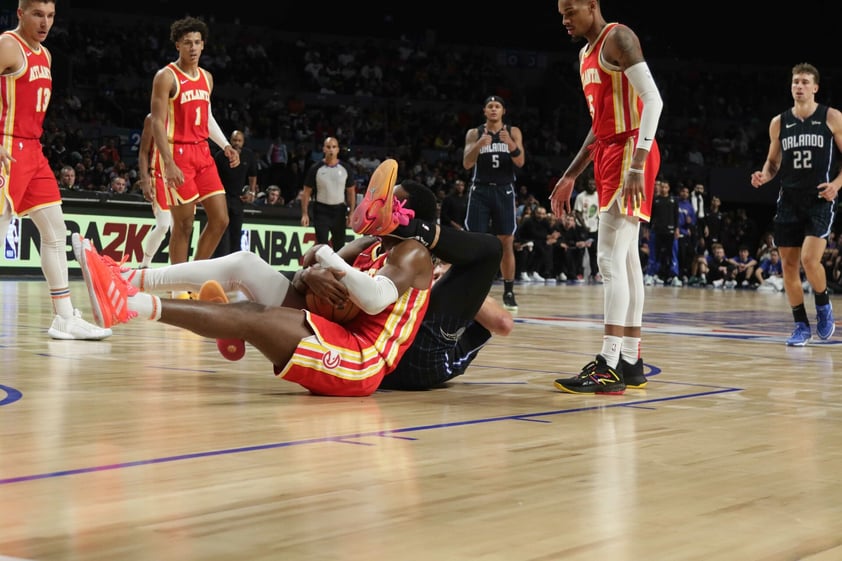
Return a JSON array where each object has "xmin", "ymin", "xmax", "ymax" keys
[
  {"xmin": 71, "ymin": 233, "xmax": 138, "ymax": 328},
  {"xmin": 350, "ymin": 158, "xmax": 400, "ymax": 235},
  {"xmin": 197, "ymin": 280, "xmax": 246, "ymax": 361}
]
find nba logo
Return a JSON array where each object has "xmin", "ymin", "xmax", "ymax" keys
[
  {"xmin": 4, "ymin": 217, "xmax": 20, "ymax": 260},
  {"xmin": 239, "ymin": 228, "xmax": 250, "ymax": 252}
]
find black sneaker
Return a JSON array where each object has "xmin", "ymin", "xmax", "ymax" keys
[
  {"xmin": 502, "ymin": 291, "xmax": 518, "ymax": 313},
  {"xmin": 621, "ymin": 358, "xmax": 647, "ymax": 389},
  {"xmin": 553, "ymin": 354, "xmax": 625, "ymax": 395}
]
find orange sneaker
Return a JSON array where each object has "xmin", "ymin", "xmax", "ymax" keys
[
  {"xmin": 71, "ymin": 233, "xmax": 138, "ymax": 328},
  {"xmin": 197, "ymin": 280, "xmax": 246, "ymax": 361},
  {"xmin": 350, "ymin": 158, "xmax": 401, "ymax": 235}
]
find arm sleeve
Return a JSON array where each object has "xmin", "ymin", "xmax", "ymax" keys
[
  {"xmin": 315, "ymin": 246, "xmax": 399, "ymax": 315},
  {"xmin": 624, "ymin": 62, "xmax": 663, "ymax": 153},
  {"xmin": 207, "ymin": 106, "xmax": 230, "ymax": 151}
]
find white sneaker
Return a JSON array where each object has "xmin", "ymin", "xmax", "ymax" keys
[
  {"xmin": 670, "ymin": 277, "xmax": 683, "ymax": 287},
  {"xmin": 724, "ymin": 280, "xmax": 737, "ymax": 289},
  {"xmin": 644, "ymin": 274, "xmax": 654, "ymax": 286},
  {"xmin": 712, "ymin": 279, "xmax": 724, "ymax": 288},
  {"xmin": 557, "ymin": 272, "xmax": 568, "ymax": 282},
  {"xmin": 519, "ymin": 272, "xmax": 531, "ymax": 282},
  {"xmin": 531, "ymin": 272, "xmax": 546, "ymax": 282},
  {"xmin": 48, "ymin": 309, "xmax": 113, "ymax": 340}
]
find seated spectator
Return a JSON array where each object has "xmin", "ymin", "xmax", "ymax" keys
[
  {"xmin": 553, "ymin": 212, "xmax": 588, "ymax": 283},
  {"xmin": 727, "ymin": 245, "xmax": 758, "ymax": 288},
  {"xmin": 516, "ymin": 205, "xmax": 555, "ymax": 282},
  {"xmin": 255, "ymin": 185, "xmax": 285, "ymax": 207},
  {"xmin": 755, "ymin": 247, "xmax": 784, "ymax": 292},
  {"xmin": 707, "ymin": 242, "xmax": 737, "ymax": 288},
  {"xmin": 58, "ymin": 165, "xmax": 81, "ymax": 191}
]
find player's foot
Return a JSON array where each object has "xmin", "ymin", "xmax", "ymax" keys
[
  {"xmin": 48, "ymin": 309, "xmax": 112, "ymax": 340},
  {"xmin": 350, "ymin": 158, "xmax": 405, "ymax": 236},
  {"xmin": 785, "ymin": 322, "xmax": 812, "ymax": 346},
  {"xmin": 502, "ymin": 291, "xmax": 518, "ymax": 313},
  {"xmin": 621, "ymin": 358, "xmax": 647, "ymax": 389},
  {"xmin": 816, "ymin": 303, "xmax": 835, "ymax": 340},
  {"xmin": 553, "ymin": 355, "xmax": 626, "ymax": 395},
  {"xmin": 71, "ymin": 233, "xmax": 138, "ymax": 328},
  {"xmin": 197, "ymin": 280, "xmax": 246, "ymax": 361}
]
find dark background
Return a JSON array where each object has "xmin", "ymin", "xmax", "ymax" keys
[{"xmin": 66, "ymin": 0, "xmax": 839, "ymax": 70}]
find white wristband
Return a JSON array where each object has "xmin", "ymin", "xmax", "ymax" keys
[{"xmin": 627, "ymin": 168, "xmax": 644, "ymax": 175}]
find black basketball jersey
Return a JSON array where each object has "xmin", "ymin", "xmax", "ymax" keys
[
  {"xmin": 470, "ymin": 124, "xmax": 517, "ymax": 186},
  {"xmin": 778, "ymin": 104, "xmax": 836, "ymax": 192}
]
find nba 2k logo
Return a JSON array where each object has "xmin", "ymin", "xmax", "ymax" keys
[{"xmin": 4, "ymin": 217, "xmax": 20, "ymax": 260}]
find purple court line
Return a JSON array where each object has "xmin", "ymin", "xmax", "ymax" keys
[{"xmin": 0, "ymin": 385, "xmax": 740, "ymax": 486}]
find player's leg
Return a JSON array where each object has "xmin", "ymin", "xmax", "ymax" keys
[
  {"xmin": 128, "ymin": 250, "xmax": 295, "ymax": 308},
  {"xmin": 168, "ymin": 202, "xmax": 197, "ymax": 265},
  {"xmin": 195, "ymin": 193, "xmax": 229, "ymax": 260},
  {"xmin": 141, "ymin": 207, "xmax": 171, "ymax": 268}
]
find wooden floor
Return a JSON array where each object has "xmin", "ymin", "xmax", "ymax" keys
[{"xmin": 2, "ymin": 277, "xmax": 842, "ymax": 561}]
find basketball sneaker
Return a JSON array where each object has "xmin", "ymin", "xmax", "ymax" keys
[
  {"xmin": 816, "ymin": 303, "xmax": 835, "ymax": 340},
  {"xmin": 621, "ymin": 358, "xmax": 647, "ymax": 389},
  {"xmin": 785, "ymin": 322, "xmax": 812, "ymax": 346},
  {"xmin": 197, "ymin": 280, "xmax": 245, "ymax": 361},
  {"xmin": 502, "ymin": 291, "xmax": 518, "ymax": 313},
  {"xmin": 553, "ymin": 354, "xmax": 626, "ymax": 395},
  {"xmin": 48, "ymin": 309, "xmax": 112, "ymax": 340},
  {"xmin": 71, "ymin": 233, "xmax": 138, "ymax": 328},
  {"xmin": 350, "ymin": 158, "xmax": 403, "ymax": 235}
]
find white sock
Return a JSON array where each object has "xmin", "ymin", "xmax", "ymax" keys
[
  {"xmin": 621, "ymin": 337, "xmax": 641, "ymax": 364},
  {"xmin": 600, "ymin": 335, "xmax": 623, "ymax": 368},
  {"xmin": 128, "ymin": 292, "xmax": 162, "ymax": 321}
]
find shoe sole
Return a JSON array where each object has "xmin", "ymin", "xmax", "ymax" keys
[
  {"xmin": 72, "ymin": 233, "xmax": 110, "ymax": 328},
  {"xmin": 197, "ymin": 280, "xmax": 246, "ymax": 361},
  {"xmin": 350, "ymin": 159, "xmax": 399, "ymax": 235},
  {"xmin": 786, "ymin": 338, "xmax": 812, "ymax": 347},
  {"xmin": 553, "ymin": 381, "xmax": 626, "ymax": 395},
  {"xmin": 817, "ymin": 321, "xmax": 836, "ymax": 340}
]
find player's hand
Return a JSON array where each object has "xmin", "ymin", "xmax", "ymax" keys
[
  {"xmin": 164, "ymin": 160, "xmax": 185, "ymax": 188},
  {"xmin": 817, "ymin": 182, "xmax": 839, "ymax": 201},
  {"xmin": 750, "ymin": 171, "xmax": 766, "ymax": 188},
  {"xmin": 622, "ymin": 170, "xmax": 645, "ymax": 210},
  {"xmin": 0, "ymin": 146, "xmax": 16, "ymax": 175},
  {"xmin": 498, "ymin": 127, "xmax": 512, "ymax": 145},
  {"xmin": 225, "ymin": 145, "xmax": 240, "ymax": 168},
  {"xmin": 550, "ymin": 176, "xmax": 574, "ymax": 216}
]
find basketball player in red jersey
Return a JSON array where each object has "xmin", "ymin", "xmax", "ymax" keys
[
  {"xmin": 550, "ymin": 0, "xmax": 663, "ymax": 394},
  {"xmin": 0, "ymin": 0, "xmax": 111, "ymax": 340},
  {"xmin": 137, "ymin": 113, "xmax": 171, "ymax": 269},
  {"xmin": 149, "ymin": 16, "xmax": 239, "ymax": 271}
]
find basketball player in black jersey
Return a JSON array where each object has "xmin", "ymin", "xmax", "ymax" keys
[
  {"xmin": 751, "ymin": 63, "xmax": 842, "ymax": 346},
  {"xmin": 463, "ymin": 95, "xmax": 526, "ymax": 312}
]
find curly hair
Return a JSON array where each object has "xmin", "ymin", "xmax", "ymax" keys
[{"xmin": 170, "ymin": 16, "xmax": 208, "ymax": 44}]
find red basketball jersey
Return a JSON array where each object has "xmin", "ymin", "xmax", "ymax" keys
[
  {"xmin": 579, "ymin": 23, "xmax": 643, "ymax": 141},
  {"xmin": 165, "ymin": 63, "xmax": 211, "ymax": 144},
  {"xmin": 0, "ymin": 31, "xmax": 51, "ymax": 140}
]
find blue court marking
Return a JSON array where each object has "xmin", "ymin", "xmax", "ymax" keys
[
  {"xmin": 0, "ymin": 383, "xmax": 740, "ymax": 487},
  {"xmin": 0, "ymin": 384, "xmax": 22, "ymax": 407}
]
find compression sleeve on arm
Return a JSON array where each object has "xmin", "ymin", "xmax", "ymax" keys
[
  {"xmin": 315, "ymin": 246, "xmax": 399, "ymax": 315},
  {"xmin": 624, "ymin": 62, "xmax": 663, "ymax": 153},
  {"xmin": 207, "ymin": 107, "xmax": 230, "ymax": 151}
]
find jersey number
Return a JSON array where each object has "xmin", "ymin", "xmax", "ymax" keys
[
  {"xmin": 36, "ymin": 87, "xmax": 51, "ymax": 113},
  {"xmin": 194, "ymin": 107, "xmax": 202, "ymax": 126},
  {"xmin": 792, "ymin": 150, "xmax": 812, "ymax": 169},
  {"xmin": 490, "ymin": 154, "xmax": 500, "ymax": 168}
]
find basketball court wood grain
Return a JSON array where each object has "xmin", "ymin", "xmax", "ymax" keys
[{"xmin": 1, "ymin": 278, "xmax": 841, "ymax": 561}]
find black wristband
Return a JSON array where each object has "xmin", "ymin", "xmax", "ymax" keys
[{"xmin": 510, "ymin": 147, "xmax": 522, "ymax": 157}]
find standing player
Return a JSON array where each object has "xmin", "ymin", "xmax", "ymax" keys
[
  {"xmin": 751, "ymin": 63, "xmax": 841, "ymax": 346},
  {"xmin": 149, "ymin": 16, "xmax": 239, "ymax": 268},
  {"xmin": 137, "ymin": 113, "xmax": 171, "ymax": 268},
  {"xmin": 550, "ymin": 0, "xmax": 663, "ymax": 394},
  {"xmin": 463, "ymin": 95, "xmax": 525, "ymax": 313},
  {"xmin": 300, "ymin": 136, "xmax": 356, "ymax": 251},
  {"xmin": 0, "ymin": 0, "xmax": 110, "ymax": 340}
]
